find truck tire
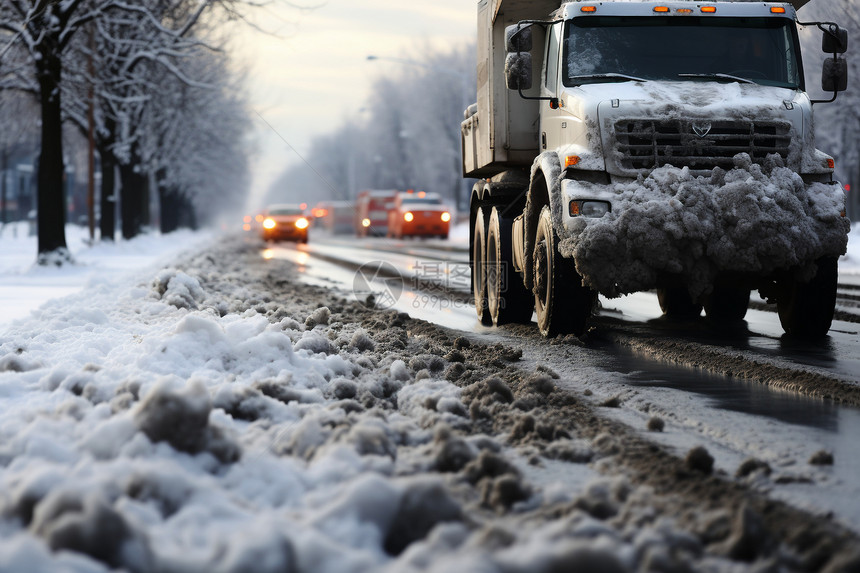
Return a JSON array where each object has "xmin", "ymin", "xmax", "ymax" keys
[
  {"xmin": 657, "ymin": 287, "xmax": 703, "ymax": 318},
  {"xmin": 487, "ymin": 207, "xmax": 533, "ymax": 325},
  {"xmin": 704, "ymin": 287, "xmax": 750, "ymax": 321},
  {"xmin": 472, "ymin": 207, "xmax": 492, "ymax": 325},
  {"xmin": 777, "ymin": 257, "xmax": 838, "ymax": 339},
  {"xmin": 533, "ymin": 206, "xmax": 593, "ymax": 337}
]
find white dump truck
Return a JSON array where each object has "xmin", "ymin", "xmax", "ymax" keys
[{"xmin": 463, "ymin": 0, "xmax": 851, "ymax": 338}]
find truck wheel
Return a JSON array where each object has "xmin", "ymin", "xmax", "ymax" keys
[
  {"xmin": 657, "ymin": 287, "xmax": 703, "ymax": 318},
  {"xmin": 533, "ymin": 206, "xmax": 593, "ymax": 337},
  {"xmin": 704, "ymin": 287, "xmax": 750, "ymax": 321},
  {"xmin": 487, "ymin": 207, "xmax": 533, "ymax": 325},
  {"xmin": 472, "ymin": 207, "xmax": 492, "ymax": 325},
  {"xmin": 777, "ymin": 257, "xmax": 838, "ymax": 339}
]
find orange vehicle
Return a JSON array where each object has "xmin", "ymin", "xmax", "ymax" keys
[
  {"xmin": 260, "ymin": 204, "xmax": 310, "ymax": 242},
  {"xmin": 386, "ymin": 191, "xmax": 451, "ymax": 239},
  {"xmin": 356, "ymin": 190, "xmax": 397, "ymax": 237}
]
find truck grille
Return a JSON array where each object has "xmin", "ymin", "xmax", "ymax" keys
[{"xmin": 614, "ymin": 119, "xmax": 792, "ymax": 171}]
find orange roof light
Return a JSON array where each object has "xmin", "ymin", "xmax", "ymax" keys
[
  {"xmin": 653, "ymin": 6, "xmax": 670, "ymax": 13},
  {"xmin": 677, "ymin": 8, "xmax": 693, "ymax": 13},
  {"xmin": 701, "ymin": 6, "xmax": 717, "ymax": 13},
  {"xmin": 770, "ymin": 6, "xmax": 786, "ymax": 13},
  {"xmin": 580, "ymin": 5, "xmax": 596, "ymax": 12}
]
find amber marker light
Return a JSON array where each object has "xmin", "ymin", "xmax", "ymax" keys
[
  {"xmin": 263, "ymin": 218, "xmax": 276, "ymax": 230},
  {"xmin": 404, "ymin": 212, "xmax": 414, "ymax": 222},
  {"xmin": 565, "ymin": 155, "xmax": 580, "ymax": 168},
  {"xmin": 701, "ymin": 6, "xmax": 717, "ymax": 13},
  {"xmin": 653, "ymin": 6, "xmax": 669, "ymax": 12},
  {"xmin": 441, "ymin": 212, "xmax": 451, "ymax": 222},
  {"xmin": 295, "ymin": 217, "xmax": 309, "ymax": 229},
  {"xmin": 580, "ymin": 5, "xmax": 596, "ymax": 12},
  {"xmin": 677, "ymin": 8, "xmax": 693, "ymax": 13},
  {"xmin": 770, "ymin": 6, "xmax": 786, "ymax": 13}
]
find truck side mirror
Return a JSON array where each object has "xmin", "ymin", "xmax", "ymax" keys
[
  {"xmin": 822, "ymin": 57, "xmax": 848, "ymax": 92},
  {"xmin": 822, "ymin": 25, "xmax": 848, "ymax": 54},
  {"xmin": 505, "ymin": 25, "xmax": 532, "ymax": 53},
  {"xmin": 505, "ymin": 52, "xmax": 533, "ymax": 90}
]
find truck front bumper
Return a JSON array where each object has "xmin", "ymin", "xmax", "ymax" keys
[{"xmin": 557, "ymin": 174, "xmax": 849, "ymax": 298}]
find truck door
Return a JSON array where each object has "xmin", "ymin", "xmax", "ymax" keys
[{"xmin": 540, "ymin": 22, "xmax": 564, "ymax": 152}]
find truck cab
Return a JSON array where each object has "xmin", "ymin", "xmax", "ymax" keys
[{"xmin": 463, "ymin": 0, "xmax": 850, "ymax": 339}]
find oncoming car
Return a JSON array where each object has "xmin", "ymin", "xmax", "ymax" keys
[
  {"xmin": 356, "ymin": 189, "xmax": 397, "ymax": 237},
  {"xmin": 386, "ymin": 191, "xmax": 451, "ymax": 239},
  {"xmin": 260, "ymin": 204, "xmax": 310, "ymax": 243}
]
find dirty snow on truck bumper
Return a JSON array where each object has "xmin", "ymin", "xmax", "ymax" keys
[{"xmin": 558, "ymin": 155, "xmax": 850, "ymax": 298}]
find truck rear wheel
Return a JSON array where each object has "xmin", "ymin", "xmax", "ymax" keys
[
  {"xmin": 472, "ymin": 207, "xmax": 492, "ymax": 325},
  {"xmin": 487, "ymin": 207, "xmax": 533, "ymax": 325},
  {"xmin": 704, "ymin": 287, "xmax": 750, "ymax": 321},
  {"xmin": 657, "ymin": 287, "xmax": 703, "ymax": 319},
  {"xmin": 777, "ymin": 257, "xmax": 838, "ymax": 339},
  {"xmin": 533, "ymin": 206, "xmax": 593, "ymax": 337}
]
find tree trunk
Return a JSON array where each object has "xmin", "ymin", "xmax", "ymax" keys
[
  {"xmin": 119, "ymin": 161, "xmax": 144, "ymax": 239},
  {"xmin": 1, "ymin": 148, "xmax": 7, "ymax": 225},
  {"xmin": 99, "ymin": 144, "xmax": 116, "ymax": 241},
  {"xmin": 35, "ymin": 42, "xmax": 68, "ymax": 260}
]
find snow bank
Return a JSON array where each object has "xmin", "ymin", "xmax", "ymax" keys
[
  {"xmin": 1, "ymin": 236, "xmax": 853, "ymax": 571},
  {"xmin": 560, "ymin": 154, "xmax": 850, "ymax": 297}
]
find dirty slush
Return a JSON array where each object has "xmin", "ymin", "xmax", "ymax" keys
[{"xmin": 0, "ymin": 236, "xmax": 857, "ymax": 572}]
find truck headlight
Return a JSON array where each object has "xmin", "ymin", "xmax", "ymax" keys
[{"xmin": 569, "ymin": 200, "xmax": 610, "ymax": 218}]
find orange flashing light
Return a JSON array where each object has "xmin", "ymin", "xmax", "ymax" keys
[
  {"xmin": 701, "ymin": 6, "xmax": 717, "ymax": 13},
  {"xmin": 653, "ymin": 6, "xmax": 670, "ymax": 13},
  {"xmin": 565, "ymin": 155, "xmax": 580, "ymax": 168},
  {"xmin": 770, "ymin": 6, "xmax": 786, "ymax": 13},
  {"xmin": 580, "ymin": 5, "xmax": 596, "ymax": 12}
]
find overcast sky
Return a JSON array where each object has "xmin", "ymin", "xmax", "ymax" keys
[{"xmin": 230, "ymin": 0, "xmax": 476, "ymax": 210}]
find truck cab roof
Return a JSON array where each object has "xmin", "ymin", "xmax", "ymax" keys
[{"xmin": 560, "ymin": 1, "xmax": 796, "ymax": 19}]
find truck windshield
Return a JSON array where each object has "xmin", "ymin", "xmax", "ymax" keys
[{"xmin": 563, "ymin": 17, "xmax": 801, "ymax": 89}]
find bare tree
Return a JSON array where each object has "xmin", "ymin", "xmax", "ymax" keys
[{"xmin": 0, "ymin": 0, "xmax": 271, "ymax": 261}]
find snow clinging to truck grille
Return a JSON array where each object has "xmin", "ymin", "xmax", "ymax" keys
[{"xmin": 559, "ymin": 154, "xmax": 850, "ymax": 298}]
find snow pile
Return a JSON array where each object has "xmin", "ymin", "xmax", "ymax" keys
[
  {"xmin": 1, "ymin": 237, "xmax": 855, "ymax": 571},
  {"xmin": 561, "ymin": 154, "xmax": 850, "ymax": 297}
]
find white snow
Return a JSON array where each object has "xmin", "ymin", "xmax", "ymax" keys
[
  {"xmin": 560, "ymin": 155, "xmax": 852, "ymax": 297},
  {"xmin": 1, "ymin": 221, "xmax": 859, "ymax": 570}
]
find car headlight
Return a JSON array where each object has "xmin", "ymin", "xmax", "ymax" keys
[
  {"xmin": 569, "ymin": 200, "xmax": 610, "ymax": 218},
  {"xmin": 441, "ymin": 212, "xmax": 451, "ymax": 222},
  {"xmin": 295, "ymin": 217, "xmax": 309, "ymax": 229},
  {"xmin": 404, "ymin": 212, "xmax": 414, "ymax": 222},
  {"xmin": 263, "ymin": 218, "xmax": 276, "ymax": 229},
  {"xmin": 362, "ymin": 218, "xmax": 371, "ymax": 228}
]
